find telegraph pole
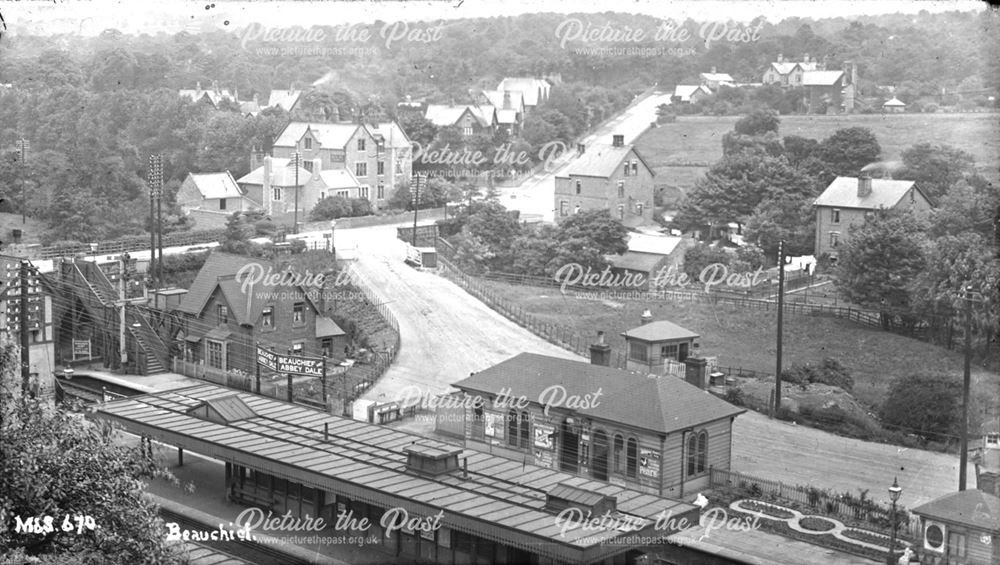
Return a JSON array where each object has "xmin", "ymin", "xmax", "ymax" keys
[
  {"xmin": 774, "ymin": 240, "xmax": 786, "ymax": 415},
  {"xmin": 959, "ymin": 286, "xmax": 981, "ymax": 491},
  {"xmin": 19, "ymin": 260, "xmax": 30, "ymax": 395},
  {"xmin": 293, "ymin": 151, "xmax": 301, "ymax": 234},
  {"xmin": 148, "ymin": 155, "xmax": 163, "ymax": 290},
  {"xmin": 15, "ymin": 138, "xmax": 28, "ymax": 225},
  {"xmin": 411, "ymin": 174, "xmax": 422, "ymax": 247}
]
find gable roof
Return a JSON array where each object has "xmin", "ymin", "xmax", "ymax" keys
[
  {"xmin": 236, "ymin": 158, "xmax": 310, "ymax": 187},
  {"xmin": 700, "ymin": 72, "xmax": 734, "ymax": 83},
  {"xmin": 813, "ymin": 177, "xmax": 921, "ymax": 210},
  {"xmin": 424, "ymin": 105, "xmax": 494, "ymax": 128},
  {"xmin": 496, "ymin": 109, "xmax": 519, "ymax": 125},
  {"xmin": 482, "ymin": 89, "xmax": 525, "ymax": 112},
  {"xmin": 177, "ymin": 252, "xmax": 260, "ymax": 317},
  {"xmin": 622, "ymin": 320, "xmax": 700, "ymax": 343},
  {"xmin": 364, "ymin": 122, "xmax": 412, "ymax": 149},
  {"xmin": 316, "ymin": 168, "xmax": 362, "ymax": 191},
  {"xmin": 627, "ymin": 233, "xmax": 684, "ymax": 256},
  {"xmin": 912, "ymin": 490, "xmax": 1000, "ymax": 532},
  {"xmin": 607, "ymin": 251, "xmax": 664, "ymax": 272},
  {"xmin": 497, "ymin": 77, "xmax": 550, "ymax": 106},
  {"xmin": 451, "ymin": 353, "xmax": 742, "ymax": 434},
  {"xmin": 266, "ymin": 89, "xmax": 301, "ymax": 112},
  {"xmin": 802, "ymin": 70, "xmax": 844, "ymax": 86},
  {"xmin": 673, "ymin": 85, "xmax": 711, "ymax": 102},
  {"xmin": 769, "ymin": 61, "xmax": 818, "ymax": 75},
  {"xmin": 273, "ymin": 122, "xmax": 363, "ymax": 150},
  {"xmin": 883, "ymin": 97, "xmax": 906, "ymax": 107},
  {"xmin": 562, "ymin": 144, "xmax": 653, "ymax": 179},
  {"xmin": 186, "ymin": 172, "xmax": 243, "ymax": 200}
]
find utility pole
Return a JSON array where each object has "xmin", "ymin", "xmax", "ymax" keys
[
  {"xmin": 293, "ymin": 151, "xmax": 301, "ymax": 235},
  {"xmin": 959, "ymin": 286, "xmax": 982, "ymax": 491},
  {"xmin": 19, "ymin": 260, "xmax": 30, "ymax": 396},
  {"xmin": 774, "ymin": 240, "xmax": 786, "ymax": 415},
  {"xmin": 118, "ymin": 254, "xmax": 129, "ymax": 368},
  {"xmin": 411, "ymin": 174, "xmax": 422, "ymax": 247},
  {"xmin": 15, "ymin": 138, "xmax": 28, "ymax": 225},
  {"xmin": 148, "ymin": 155, "xmax": 163, "ymax": 291}
]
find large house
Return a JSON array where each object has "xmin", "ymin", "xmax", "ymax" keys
[
  {"xmin": 437, "ymin": 348, "xmax": 744, "ymax": 499},
  {"xmin": 260, "ymin": 121, "xmax": 412, "ymax": 211},
  {"xmin": 496, "ymin": 77, "xmax": 550, "ymax": 111},
  {"xmin": 762, "ymin": 54, "xmax": 819, "ymax": 87},
  {"xmin": 699, "ymin": 68, "xmax": 734, "ymax": 90},
  {"xmin": 236, "ymin": 157, "xmax": 312, "ymax": 217},
  {"xmin": 173, "ymin": 252, "xmax": 346, "ymax": 374},
  {"xmin": 478, "ymin": 90, "xmax": 525, "ymax": 135},
  {"xmin": 424, "ymin": 104, "xmax": 497, "ymax": 136},
  {"xmin": 802, "ymin": 63, "xmax": 857, "ymax": 114},
  {"xmin": 177, "ymin": 172, "xmax": 257, "ymax": 215},
  {"xmin": 554, "ymin": 135, "xmax": 655, "ymax": 226},
  {"xmin": 813, "ymin": 174, "xmax": 933, "ymax": 259}
]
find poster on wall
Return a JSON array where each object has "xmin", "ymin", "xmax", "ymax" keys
[
  {"xmin": 485, "ymin": 411, "xmax": 503, "ymax": 439},
  {"xmin": 534, "ymin": 449, "xmax": 554, "ymax": 468},
  {"xmin": 640, "ymin": 448, "xmax": 660, "ymax": 478},
  {"xmin": 534, "ymin": 423, "xmax": 554, "ymax": 449}
]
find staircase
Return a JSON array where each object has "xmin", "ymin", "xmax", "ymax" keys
[{"xmin": 65, "ymin": 260, "xmax": 169, "ymax": 375}]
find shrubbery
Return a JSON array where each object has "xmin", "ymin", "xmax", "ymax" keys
[{"xmin": 781, "ymin": 358, "xmax": 854, "ymax": 392}]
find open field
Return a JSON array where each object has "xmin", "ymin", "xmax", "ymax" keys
[
  {"xmin": 476, "ymin": 279, "xmax": 1000, "ymax": 413},
  {"xmin": 638, "ymin": 112, "xmax": 1000, "ymax": 197},
  {"xmin": 0, "ymin": 211, "xmax": 47, "ymax": 246}
]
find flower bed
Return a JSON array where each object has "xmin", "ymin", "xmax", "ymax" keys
[
  {"xmin": 799, "ymin": 516, "xmax": 837, "ymax": 532},
  {"xmin": 842, "ymin": 528, "xmax": 891, "ymax": 545},
  {"xmin": 736, "ymin": 500, "xmax": 795, "ymax": 519}
]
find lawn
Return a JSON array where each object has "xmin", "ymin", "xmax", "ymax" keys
[
  {"xmin": 638, "ymin": 112, "xmax": 1000, "ymax": 194},
  {"xmin": 476, "ymin": 279, "xmax": 1000, "ymax": 412}
]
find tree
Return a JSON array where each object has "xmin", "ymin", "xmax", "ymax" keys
[
  {"xmin": 783, "ymin": 135, "xmax": 819, "ymax": 166},
  {"xmin": 817, "ymin": 127, "xmax": 881, "ymax": 180},
  {"xmin": 881, "ymin": 374, "xmax": 962, "ymax": 440},
  {"xmin": 927, "ymin": 179, "xmax": 1000, "ymax": 239},
  {"xmin": 463, "ymin": 201, "xmax": 522, "ymax": 271},
  {"xmin": 897, "ymin": 142, "xmax": 976, "ymax": 203},
  {"xmin": 0, "ymin": 344, "xmax": 184, "ymax": 564},
  {"xmin": 836, "ymin": 208, "xmax": 926, "ymax": 322},
  {"xmin": 733, "ymin": 108, "xmax": 780, "ymax": 136},
  {"xmin": 682, "ymin": 244, "xmax": 732, "ymax": 280},
  {"xmin": 744, "ymin": 194, "xmax": 817, "ymax": 259},
  {"xmin": 310, "ymin": 196, "xmax": 353, "ymax": 221}
]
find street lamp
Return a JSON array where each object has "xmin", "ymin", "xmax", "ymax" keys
[{"xmin": 887, "ymin": 477, "xmax": 902, "ymax": 565}]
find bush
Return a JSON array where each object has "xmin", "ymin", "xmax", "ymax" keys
[
  {"xmin": 310, "ymin": 196, "xmax": 370, "ymax": 221},
  {"xmin": 781, "ymin": 358, "xmax": 854, "ymax": 392},
  {"xmin": 724, "ymin": 387, "xmax": 746, "ymax": 406}
]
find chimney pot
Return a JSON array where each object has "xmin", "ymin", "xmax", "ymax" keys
[
  {"xmin": 777, "ymin": 53, "xmax": 783, "ymax": 63},
  {"xmin": 589, "ymin": 331, "xmax": 612, "ymax": 366},
  {"xmin": 803, "ymin": 53, "xmax": 809, "ymax": 63},
  {"xmin": 612, "ymin": 134, "xmax": 624, "ymax": 147},
  {"xmin": 196, "ymin": 81, "xmax": 202, "ymax": 91},
  {"xmin": 640, "ymin": 310, "xmax": 653, "ymax": 325},
  {"xmin": 711, "ymin": 66, "xmax": 716, "ymax": 74}
]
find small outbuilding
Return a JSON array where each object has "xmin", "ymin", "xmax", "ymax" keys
[
  {"xmin": 621, "ymin": 317, "xmax": 700, "ymax": 376},
  {"xmin": 882, "ymin": 97, "xmax": 906, "ymax": 113}
]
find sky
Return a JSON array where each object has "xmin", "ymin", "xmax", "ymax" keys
[{"xmin": 0, "ymin": 0, "xmax": 988, "ymax": 36}]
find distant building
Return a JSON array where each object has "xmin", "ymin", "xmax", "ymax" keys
[
  {"xmin": 673, "ymin": 85, "xmax": 712, "ymax": 104},
  {"xmin": 606, "ymin": 233, "xmax": 694, "ymax": 290},
  {"xmin": 621, "ymin": 319, "xmax": 700, "ymax": 377},
  {"xmin": 177, "ymin": 172, "xmax": 257, "ymax": 215},
  {"xmin": 812, "ymin": 174, "xmax": 933, "ymax": 259},
  {"xmin": 236, "ymin": 157, "xmax": 310, "ymax": 217},
  {"xmin": 802, "ymin": 63, "xmax": 857, "ymax": 114},
  {"xmin": 266, "ymin": 88, "xmax": 302, "ymax": 113},
  {"xmin": 554, "ymin": 135, "xmax": 655, "ymax": 227},
  {"xmin": 699, "ymin": 68, "xmax": 734, "ymax": 89},
  {"xmin": 883, "ymin": 97, "xmax": 906, "ymax": 113},
  {"xmin": 178, "ymin": 81, "xmax": 236, "ymax": 107},
  {"xmin": 478, "ymin": 90, "xmax": 525, "ymax": 135},
  {"xmin": 762, "ymin": 54, "xmax": 819, "ymax": 87},
  {"xmin": 497, "ymin": 77, "xmax": 551, "ymax": 112},
  {"xmin": 424, "ymin": 104, "xmax": 497, "ymax": 136},
  {"xmin": 912, "ymin": 489, "xmax": 999, "ymax": 565}
]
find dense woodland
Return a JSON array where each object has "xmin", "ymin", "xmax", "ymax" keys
[{"xmin": 0, "ymin": 10, "xmax": 996, "ymax": 244}]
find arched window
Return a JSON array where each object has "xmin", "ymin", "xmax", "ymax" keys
[
  {"xmin": 626, "ymin": 438, "xmax": 638, "ymax": 478},
  {"xmin": 613, "ymin": 434, "xmax": 624, "ymax": 473},
  {"xmin": 697, "ymin": 431, "xmax": 708, "ymax": 474},
  {"xmin": 686, "ymin": 433, "xmax": 698, "ymax": 477}
]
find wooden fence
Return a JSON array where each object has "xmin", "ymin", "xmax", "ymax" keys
[
  {"xmin": 339, "ymin": 263, "xmax": 402, "ymax": 406},
  {"xmin": 710, "ymin": 467, "xmax": 920, "ymax": 540},
  {"xmin": 37, "ymin": 229, "xmax": 228, "ymax": 260}
]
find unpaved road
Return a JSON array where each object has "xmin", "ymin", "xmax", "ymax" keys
[{"xmin": 341, "ymin": 221, "xmax": 974, "ymax": 509}]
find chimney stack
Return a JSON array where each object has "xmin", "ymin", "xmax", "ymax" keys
[
  {"xmin": 858, "ymin": 172, "xmax": 872, "ymax": 198},
  {"xmin": 683, "ymin": 358, "xmax": 709, "ymax": 389},
  {"xmin": 978, "ymin": 470, "xmax": 1000, "ymax": 498},
  {"xmin": 589, "ymin": 331, "xmax": 612, "ymax": 366},
  {"xmin": 577, "ymin": 143, "xmax": 585, "ymax": 156},
  {"xmin": 711, "ymin": 66, "xmax": 717, "ymax": 74},
  {"xmin": 803, "ymin": 53, "xmax": 809, "ymax": 64},
  {"xmin": 777, "ymin": 53, "xmax": 783, "ymax": 63},
  {"xmin": 612, "ymin": 134, "xmax": 624, "ymax": 148},
  {"xmin": 503, "ymin": 90, "xmax": 512, "ymax": 110},
  {"xmin": 640, "ymin": 309, "xmax": 653, "ymax": 325},
  {"xmin": 196, "ymin": 81, "xmax": 202, "ymax": 91}
]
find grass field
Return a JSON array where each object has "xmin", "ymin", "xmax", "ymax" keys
[
  {"xmin": 477, "ymin": 279, "xmax": 1000, "ymax": 413},
  {"xmin": 639, "ymin": 112, "xmax": 1000, "ymax": 200},
  {"xmin": 0, "ymin": 212, "xmax": 47, "ymax": 247}
]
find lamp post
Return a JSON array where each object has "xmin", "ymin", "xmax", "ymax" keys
[{"xmin": 887, "ymin": 477, "xmax": 902, "ymax": 565}]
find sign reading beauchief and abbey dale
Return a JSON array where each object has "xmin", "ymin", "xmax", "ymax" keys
[{"xmin": 256, "ymin": 345, "xmax": 325, "ymax": 376}]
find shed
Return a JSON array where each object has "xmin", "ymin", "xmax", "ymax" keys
[
  {"xmin": 621, "ymin": 319, "xmax": 700, "ymax": 375},
  {"xmin": 882, "ymin": 97, "xmax": 906, "ymax": 113}
]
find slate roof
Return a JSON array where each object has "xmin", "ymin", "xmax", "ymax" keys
[
  {"xmin": 364, "ymin": 122, "xmax": 411, "ymax": 149},
  {"xmin": 424, "ymin": 105, "xmax": 494, "ymax": 128},
  {"xmin": 561, "ymin": 144, "xmax": 653, "ymax": 179},
  {"xmin": 883, "ymin": 97, "xmax": 906, "ymax": 107},
  {"xmin": 316, "ymin": 316, "xmax": 345, "ymax": 338},
  {"xmin": 482, "ymin": 89, "xmax": 525, "ymax": 112},
  {"xmin": 622, "ymin": 321, "xmax": 700, "ymax": 343},
  {"xmin": 699, "ymin": 72, "xmax": 734, "ymax": 83},
  {"xmin": 802, "ymin": 70, "xmax": 844, "ymax": 86},
  {"xmin": 273, "ymin": 122, "xmax": 361, "ymax": 149},
  {"xmin": 497, "ymin": 77, "xmax": 550, "ymax": 106},
  {"xmin": 496, "ymin": 109, "xmax": 519, "ymax": 125},
  {"xmin": 912, "ymin": 490, "xmax": 1000, "ymax": 532},
  {"xmin": 607, "ymin": 251, "xmax": 664, "ymax": 272},
  {"xmin": 93, "ymin": 383, "xmax": 698, "ymax": 563},
  {"xmin": 266, "ymin": 89, "xmax": 302, "ymax": 112},
  {"xmin": 813, "ymin": 177, "xmax": 921, "ymax": 210},
  {"xmin": 177, "ymin": 252, "xmax": 260, "ymax": 317},
  {"xmin": 316, "ymin": 169, "xmax": 362, "ymax": 191},
  {"xmin": 236, "ymin": 158, "xmax": 310, "ymax": 187},
  {"xmin": 186, "ymin": 172, "xmax": 243, "ymax": 200},
  {"xmin": 673, "ymin": 85, "xmax": 711, "ymax": 102},
  {"xmin": 627, "ymin": 233, "xmax": 683, "ymax": 256},
  {"xmin": 769, "ymin": 61, "xmax": 818, "ymax": 75},
  {"xmin": 452, "ymin": 353, "xmax": 741, "ymax": 434}
]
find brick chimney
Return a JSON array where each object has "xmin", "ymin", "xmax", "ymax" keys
[
  {"xmin": 710, "ymin": 66, "xmax": 716, "ymax": 74},
  {"xmin": 978, "ymin": 470, "xmax": 1000, "ymax": 498},
  {"xmin": 777, "ymin": 53, "xmax": 783, "ymax": 63},
  {"xmin": 196, "ymin": 81, "xmax": 202, "ymax": 91},
  {"xmin": 640, "ymin": 309, "xmax": 653, "ymax": 325},
  {"xmin": 612, "ymin": 134, "xmax": 624, "ymax": 148},
  {"xmin": 803, "ymin": 53, "xmax": 809, "ymax": 64},
  {"xmin": 577, "ymin": 143, "xmax": 585, "ymax": 156},
  {"xmin": 589, "ymin": 331, "xmax": 612, "ymax": 366},
  {"xmin": 858, "ymin": 172, "xmax": 872, "ymax": 198},
  {"xmin": 503, "ymin": 90, "xmax": 512, "ymax": 110},
  {"xmin": 683, "ymin": 358, "xmax": 709, "ymax": 389}
]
